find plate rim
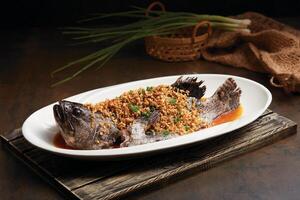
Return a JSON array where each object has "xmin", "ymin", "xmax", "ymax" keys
[{"xmin": 22, "ymin": 74, "xmax": 272, "ymax": 158}]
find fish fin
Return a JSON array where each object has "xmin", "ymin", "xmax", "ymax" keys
[
  {"xmin": 214, "ymin": 78, "xmax": 241, "ymax": 109},
  {"xmin": 148, "ymin": 110, "xmax": 160, "ymax": 126},
  {"xmin": 171, "ymin": 76, "xmax": 206, "ymax": 99}
]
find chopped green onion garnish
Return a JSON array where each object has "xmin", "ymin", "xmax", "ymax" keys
[
  {"xmin": 141, "ymin": 111, "xmax": 151, "ymax": 118},
  {"xmin": 168, "ymin": 98, "xmax": 177, "ymax": 105},
  {"xmin": 184, "ymin": 125, "xmax": 190, "ymax": 131},
  {"xmin": 149, "ymin": 105, "xmax": 156, "ymax": 112},
  {"xmin": 174, "ymin": 117, "xmax": 181, "ymax": 123},
  {"xmin": 140, "ymin": 88, "xmax": 146, "ymax": 94},
  {"xmin": 146, "ymin": 86, "xmax": 153, "ymax": 91},
  {"xmin": 129, "ymin": 104, "xmax": 139, "ymax": 113},
  {"xmin": 162, "ymin": 130, "xmax": 170, "ymax": 137}
]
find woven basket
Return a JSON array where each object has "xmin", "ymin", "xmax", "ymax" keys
[{"xmin": 144, "ymin": 2, "xmax": 212, "ymax": 62}]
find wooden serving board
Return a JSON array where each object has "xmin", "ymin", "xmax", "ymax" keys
[{"xmin": 0, "ymin": 110, "xmax": 297, "ymax": 200}]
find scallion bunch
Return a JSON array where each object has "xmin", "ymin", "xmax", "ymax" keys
[{"xmin": 51, "ymin": 6, "xmax": 251, "ymax": 86}]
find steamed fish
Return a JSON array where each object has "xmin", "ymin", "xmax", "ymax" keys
[{"xmin": 53, "ymin": 77, "xmax": 241, "ymax": 149}]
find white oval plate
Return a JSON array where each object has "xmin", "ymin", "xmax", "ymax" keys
[{"xmin": 22, "ymin": 74, "xmax": 272, "ymax": 160}]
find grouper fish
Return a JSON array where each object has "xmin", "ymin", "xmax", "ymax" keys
[{"xmin": 53, "ymin": 77, "xmax": 241, "ymax": 150}]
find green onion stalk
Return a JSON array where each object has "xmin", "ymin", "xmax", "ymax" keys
[{"xmin": 51, "ymin": 7, "xmax": 251, "ymax": 86}]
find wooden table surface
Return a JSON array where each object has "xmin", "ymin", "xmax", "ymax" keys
[{"xmin": 1, "ymin": 25, "xmax": 300, "ymax": 200}]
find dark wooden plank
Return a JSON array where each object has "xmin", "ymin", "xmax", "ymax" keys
[
  {"xmin": 2, "ymin": 109, "xmax": 275, "ymax": 191},
  {"xmin": 73, "ymin": 113, "xmax": 296, "ymax": 200},
  {"xmin": 0, "ymin": 134, "xmax": 80, "ymax": 200},
  {"xmin": 24, "ymin": 149, "xmax": 55, "ymax": 164},
  {"xmin": 10, "ymin": 137, "xmax": 35, "ymax": 153},
  {"xmin": 1, "ymin": 128, "xmax": 23, "ymax": 142},
  {"xmin": 21, "ymin": 110, "xmax": 277, "ymax": 190},
  {"xmin": 263, "ymin": 109, "xmax": 272, "ymax": 115},
  {"xmin": 1, "ymin": 110, "xmax": 297, "ymax": 200},
  {"xmin": 24, "ymin": 148, "xmax": 137, "ymax": 189}
]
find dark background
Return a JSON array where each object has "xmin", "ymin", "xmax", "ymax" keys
[
  {"xmin": 1, "ymin": 1, "xmax": 300, "ymax": 200},
  {"xmin": 1, "ymin": 0, "xmax": 300, "ymax": 27}
]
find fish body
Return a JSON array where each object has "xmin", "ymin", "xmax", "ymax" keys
[
  {"xmin": 53, "ymin": 77, "xmax": 241, "ymax": 150},
  {"xmin": 126, "ymin": 110, "xmax": 179, "ymax": 146}
]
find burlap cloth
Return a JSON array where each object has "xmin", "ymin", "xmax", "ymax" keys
[{"xmin": 202, "ymin": 12, "xmax": 300, "ymax": 93}]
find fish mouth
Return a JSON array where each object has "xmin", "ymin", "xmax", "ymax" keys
[
  {"xmin": 53, "ymin": 101, "xmax": 76, "ymax": 133},
  {"xmin": 53, "ymin": 102, "xmax": 65, "ymax": 124}
]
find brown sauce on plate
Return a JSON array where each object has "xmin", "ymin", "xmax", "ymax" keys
[
  {"xmin": 53, "ymin": 132, "xmax": 121, "ymax": 149},
  {"xmin": 212, "ymin": 106, "xmax": 243, "ymax": 126},
  {"xmin": 53, "ymin": 133, "xmax": 75, "ymax": 149}
]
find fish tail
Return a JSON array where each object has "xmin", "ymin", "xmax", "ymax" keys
[
  {"xmin": 214, "ymin": 78, "xmax": 241, "ymax": 108},
  {"xmin": 200, "ymin": 78, "xmax": 241, "ymax": 122}
]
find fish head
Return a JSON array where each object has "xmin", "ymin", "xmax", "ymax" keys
[{"xmin": 53, "ymin": 100, "xmax": 94, "ymax": 148}]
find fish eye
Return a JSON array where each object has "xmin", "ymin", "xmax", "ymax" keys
[{"xmin": 72, "ymin": 107, "xmax": 82, "ymax": 116}]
